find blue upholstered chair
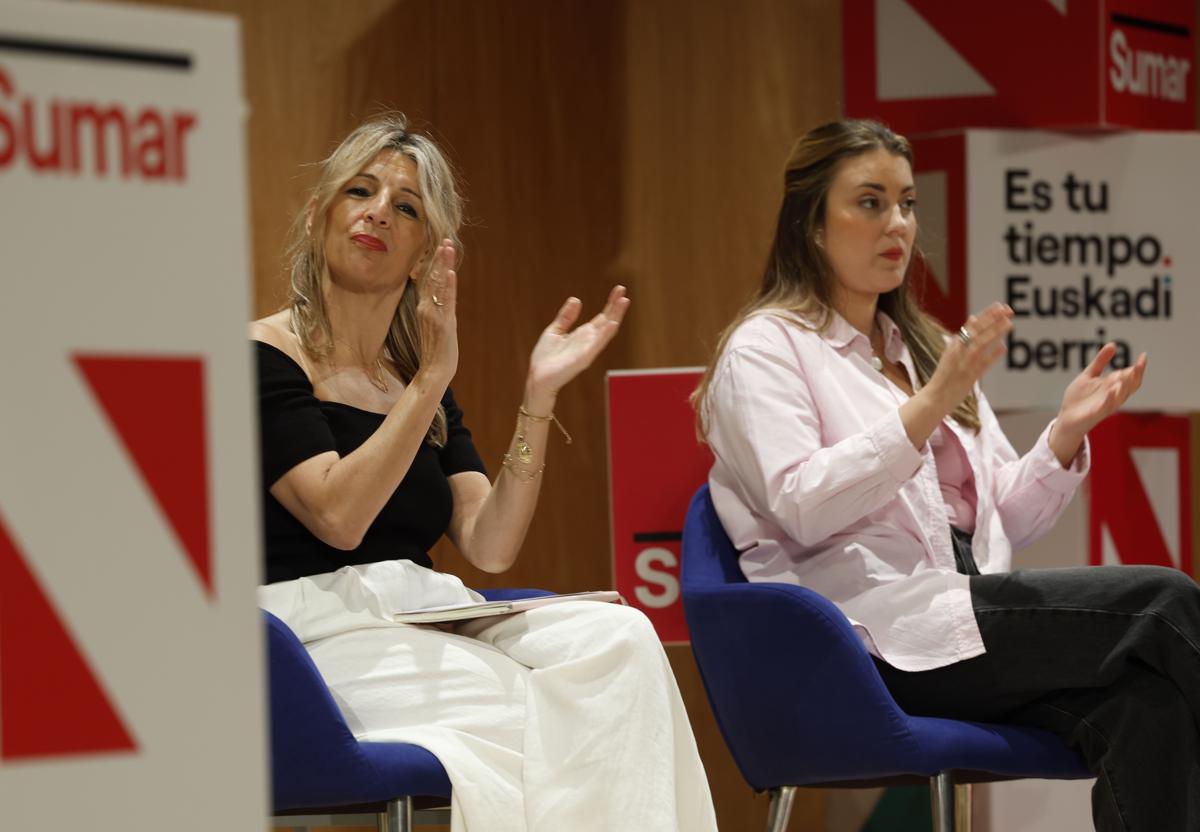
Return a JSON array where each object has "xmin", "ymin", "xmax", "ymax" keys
[
  {"xmin": 265, "ymin": 588, "xmax": 552, "ymax": 832},
  {"xmin": 680, "ymin": 484, "xmax": 1092, "ymax": 832}
]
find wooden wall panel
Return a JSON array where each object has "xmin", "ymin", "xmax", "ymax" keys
[{"xmin": 618, "ymin": 0, "xmax": 844, "ymax": 370}]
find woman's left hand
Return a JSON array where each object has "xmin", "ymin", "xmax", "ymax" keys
[
  {"xmin": 1050, "ymin": 343, "xmax": 1148, "ymax": 466},
  {"xmin": 524, "ymin": 285, "xmax": 631, "ymax": 412}
]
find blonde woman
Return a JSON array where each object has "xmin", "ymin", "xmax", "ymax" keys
[{"xmin": 254, "ymin": 114, "xmax": 716, "ymax": 832}]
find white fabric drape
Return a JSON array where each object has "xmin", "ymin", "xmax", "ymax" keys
[{"xmin": 258, "ymin": 561, "xmax": 716, "ymax": 832}]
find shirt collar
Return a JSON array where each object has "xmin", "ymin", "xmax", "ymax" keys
[
  {"xmin": 822, "ymin": 310, "xmax": 863, "ymax": 349},
  {"xmin": 822, "ymin": 308, "xmax": 904, "ymax": 353},
  {"xmin": 877, "ymin": 310, "xmax": 905, "ymax": 358}
]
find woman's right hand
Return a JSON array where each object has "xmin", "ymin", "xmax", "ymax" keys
[
  {"xmin": 416, "ymin": 238, "xmax": 460, "ymax": 383},
  {"xmin": 900, "ymin": 302, "xmax": 1012, "ymax": 449},
  {"xmin": 923, "ymin": 302, "xmax": 1014, "ymax": 415}
]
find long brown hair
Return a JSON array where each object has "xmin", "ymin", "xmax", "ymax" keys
[
  {"xmin": 285, "ymin": 113, "xmax": 463, "ymax": 445},
  {"xmin": 692, "ymin": 119, "xmax": 980, "ymax": 435}
]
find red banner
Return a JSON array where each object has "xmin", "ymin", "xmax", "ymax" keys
[
  {"xmin": 607, "ymin": 370, "xmax": 710, "ymax": 643},
  {"xmin": 843, "ymin": 0, "xmax": 1194, "ymax": 132},
  {"xmin": 1088, "ymin": 412, "xmax": 1193, "ymax": 573},
  {"xmin": 909, "ymin": 132, "xmax": 968, "ymax": 329}
]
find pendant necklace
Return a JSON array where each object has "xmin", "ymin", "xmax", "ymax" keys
[
  {"xmin": 365, "ymin": 357, "xmax": 390, "ymax": 393},
  {"xmin": 332, "ymin": 339, "xmax": 390, "ymax": 392},
  {"xmin": 868, "ymin": 323, "xmax": 886, "ymax": 373}
]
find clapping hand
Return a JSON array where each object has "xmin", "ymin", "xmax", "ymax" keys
[
  {"xmin": 1049, "ymin": 343, "xmax": 1147, "ymax": 466},
  {"xmin": 416, "ymin": 239, "xmax": 460, "ymax": 382},
  {"xmin": 926, "ymin": 303, "xmax": 1014, "ymax": 411},
  {"xmin": 524, "ymin": 285, "xmax": 631, "ymax": 412}
]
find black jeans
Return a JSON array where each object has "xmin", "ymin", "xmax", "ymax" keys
[{"xmin": 874, "ymin": 559, "xmax": 1200, "ymax": 831}]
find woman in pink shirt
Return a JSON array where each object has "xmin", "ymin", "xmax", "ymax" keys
[{"xmin": 695, "ymin": 119, "xmax": 1196, "ymax": 831}]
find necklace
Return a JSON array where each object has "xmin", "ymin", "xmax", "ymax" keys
[
  {"xmin": 330, "ymin": 340, "xmax": 390, "ymax": 392},
  {"xmin": 365, "ymin": 357, "xmax": 390, "ymax": 392},
  {"xmin": 869, "ymin": 326, "xmax": 886, "ymax": 373}
]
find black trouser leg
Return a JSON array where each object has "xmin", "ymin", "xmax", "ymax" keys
[
  {"xmin": 1009, "ymin": 666, "xmax": 1200, "ymax": 831},
  {"xmin": 874, "ymin": 565, "xmax": 1200, "ymax": 831}
]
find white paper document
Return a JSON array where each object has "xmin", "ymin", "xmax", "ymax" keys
[{"xmin": 393, "ymin": 591, "xmax": 624, "ymax": 624}]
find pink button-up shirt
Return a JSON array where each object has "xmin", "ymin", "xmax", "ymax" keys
[
  {"xmin": 704, "ymin": 310, "xmax": 1089, "ymax": 671},
  {"xmin": 930, "ymin": 423, "xmax": 978, "ymax": 532}
]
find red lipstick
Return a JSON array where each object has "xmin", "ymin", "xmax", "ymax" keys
[{"xmin": 352, "ymin": 233, "xmax": 387, "ymax": 252}]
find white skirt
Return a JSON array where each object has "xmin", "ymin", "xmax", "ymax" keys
[{"xmin": 258, "ymin": 560, "xmax": 717, "ymax": 832}]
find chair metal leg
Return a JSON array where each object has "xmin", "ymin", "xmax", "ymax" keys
[
  {"xmin": 954, "ymin": 782, "xmax": 973, "ymax": 831},
  {"xmin": 381, "ymin": 796, "xmax": 413, "ymax": 832},
  {"xmin": 765, "ymin": 785, "xmax": 797, "ymax": 832},
  {"xmin": 414, "ymin": 808, "xmax": 452, "ymax": 825},
  {"xmin": 931, "ymin": 771, "xmax": 954, "ymax": 832}
]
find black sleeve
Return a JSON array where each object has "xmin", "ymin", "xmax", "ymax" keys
[
  {"xmin": 439, "ymin": 387, "xmax": 488, "ymax": 478},
  {"xmin": 256, "ymin": 341, "xmax": 338, "ymax": 487}
]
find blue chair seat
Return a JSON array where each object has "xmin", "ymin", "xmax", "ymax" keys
[{"xmin": 266, "ymin": 587, "xmax": 553, "ymax": 827}]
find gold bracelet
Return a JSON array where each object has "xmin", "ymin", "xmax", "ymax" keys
[
  {"xmin": 501, "ymin": 451, "xmax": 544, "ymax": 481},
  {"xmin": 501, "ymin": 405, "xmax": 569, "ymax": 482},
  {"xmin": 518, "ymin": 405, "xmax": 572, "ymax": 444}
]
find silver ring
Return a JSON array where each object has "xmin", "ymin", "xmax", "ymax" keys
[
  {"xmin": 957, "ymin": 326, "xmax": 972, "ymax": 346},
  {"xmin": 432, "ymin": 294, "xmax": 444, "ymax": 307}
]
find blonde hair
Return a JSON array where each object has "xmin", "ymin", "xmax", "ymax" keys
[
  {"xmin": 286, "ymin": 113, "xmax": 463, "ymax": 445},
  {"xmin": 693, "ymin": 119, "xmax": 980, "ymax": 436}
]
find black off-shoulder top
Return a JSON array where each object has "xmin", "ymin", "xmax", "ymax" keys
[{"xmin": 255, "ymin": 341, "xmax": 486, "ymax": 584}]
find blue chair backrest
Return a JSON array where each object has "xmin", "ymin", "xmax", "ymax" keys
[
  {"xmin": 679, "ymin": 484, "xmax": 747, "ymax": 590},
  {"xmin": 680, "ymin": 485, "xmax": 929, "ymax": 786},
  {"xmin": 264, "ymin": 609, "xmax": 384, "ymax": 809}
]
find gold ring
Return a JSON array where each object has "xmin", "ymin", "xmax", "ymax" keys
[{"xmin": 432, "ymin": 294, "xmax": 444, "ymax": 307}]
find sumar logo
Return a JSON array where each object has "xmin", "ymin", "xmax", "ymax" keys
[
  {"xmin": 1109, "ymin": 28, "xmax": 1191, "ymax": 103},
  {"xmin": 0, "ymin": 64, "xmax": 197, "ymax": 181}
]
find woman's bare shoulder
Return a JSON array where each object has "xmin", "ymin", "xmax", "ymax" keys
[{"xmin": 249, "ymin": 311, "xmax": 304, "ymax": 364}]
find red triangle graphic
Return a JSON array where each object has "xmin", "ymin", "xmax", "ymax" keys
[
  {"xmin": 74, "ymin": 355, "xmax": 213, "ymax": 597},
  {"xmin": 0, "ymin": 514, "xmax": 137, "ymax": 759}
]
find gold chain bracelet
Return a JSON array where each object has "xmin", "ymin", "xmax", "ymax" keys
[
  {"xmin": 501, "ymin": 451, "xmax": 545, "ymax": 480},
  {"xmin": 517, "ymin": 405, "xmax": 572, "ymax": 444},
  {"xmin": 501, "ymin": 406, "xmax": 571, "ymax": 481}
]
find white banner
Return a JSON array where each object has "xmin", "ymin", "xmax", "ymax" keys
[
  {"xmin": 966, "ymin": 129, "xmax": 1200, "ymax": 410},
  {"xmin": 0, "ymin": 1, "xmax": 265, "ymax": 828}
]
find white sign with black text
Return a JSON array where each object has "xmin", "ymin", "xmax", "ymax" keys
[{"xmin": 966, "ymin": 129, "xmax": 1200, "ymax": 410}]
